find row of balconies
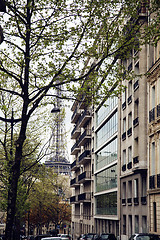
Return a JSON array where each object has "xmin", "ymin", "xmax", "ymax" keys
[
  {"xmin": 71, "ymin": 150, "xmax": 91, "ymax": 171},
  {"xmin": 71, "ymin": 108, "xmax": 91, "ymax": 126},
  {"xmin": 122, "ymin": 196, "xmax": 147, "ymax": 206},
  {"xmin": 70, "ymin": 192, "xmax": 91, "ymax": 203},
  {"xmin": 121, "ymin": 156, "xmax": 140, "ymax": 172},
  {"xmin": 149, "ymin": 104, "xmax": 160, "ymax": 123},
  {"xmin": 72, "ymin": 214, "xmax": 92, "ymax": 220},
  {"xmin": 122, "ymin": 118, "xmax": 139, "ymax": 141},
  {"xmin": 70, "ymin": 171, "xmax": 91, "ymax": 187},
  {"xmin": 71, "ymin": 129, "xmax": 91, "ymax": 155}
]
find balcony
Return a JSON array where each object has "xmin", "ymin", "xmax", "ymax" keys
[
  {"xmin": 79, "ymin": 150, "xmax": 91, "ymax": 165},
  {"xmin": 70, "ymin": 195, "xmax": 78, "ymax": 203},
  {"xmin": 127, "ymin": 162, "xmax": 132, "ymax": 169},
  {"xmin": 133, "ymin": 197, "xmax": 139, "ymax": 205},
  {"xmin": 71, "ymin": 125, "xmax": 81, "ymax": 139},
  {"xmin": 127, "ymin": 95, "xmax": 132, "ymax": 105},
  {"xmin": 141, "ymin": 196, "xmax": 147, "ymax": 205},
  {"xmin": 70, "ymin": 177, "xmax": 79, "ymax": 187},
  {"xmin": 127, "ymin": 127, "xmax": 132, "ymax": 136},
  {"xmin": 78, "ymin": 192, "xmax": 91, "ymax": 202},
  {"xmin": 71, "ymin": 159, "xmax": 79, "ymax": 171},
  {"xmin": 71, "ymin": 141, "xmax": 80, "ymax": 155},
  {"xmin": 78, "ymin": 171, "xmax": 91, "ymax": 183},
  {"xmin": 79, "ymin": 129, "xmax": 91, "ymax": 146},
  {"xmin": 134, "ymin": 80, "xmax": 139, "ymax": 91},
  {"xmin": 122, "ymin": 199, "xmax": 126, "ymax": 205},
  {"xmin": 127, "ymin": 198, "xmax": 132, "ymax": 205},
  {"xmin": 122, "ymin": 132, "xmax": 126, "ymax": 141},
  {"xmin": 71, "ymin": 107, "xmax": 81, "ymax": 123},
  {"xmin": 133, "ymin": 117, "xmax": 139, "ymax": 127},
  {"xmin": 149, "ymin": 175, "xmax": 155, "ymax": 189},
  {"xmin": 133, "ymin": 156, "xmax": 139, "ymax": 164},
  {"xmin": 122, "ymin": 164, "xmax": 126, "ymax": 171},
  {"xmin": 149, "ymin": 108, "xmax": 155, "ymax": 122},
  {"xmin": 79, "ymin": 110, "xmax": 91, "ymax": 128}
]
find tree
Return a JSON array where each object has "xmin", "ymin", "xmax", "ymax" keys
[
  {"xmin": 0, "ymin": 1, "xmax": 159, "ymax": 239},
  {"xmin": 27, "ymin": 169, "xmax": 71, "ymax": 235}
]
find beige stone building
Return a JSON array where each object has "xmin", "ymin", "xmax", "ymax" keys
[{"xmin": 147, "ymin": 41, "xmax": 160, "ymax": 233}]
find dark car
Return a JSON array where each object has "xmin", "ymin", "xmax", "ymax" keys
[
  {"xmin": 129, "ymin": 233, "xmax": 160, "ymax": 240},
  {"xmin": 100, "ymin": 234, "xmax": 117, "ymax": 240},
  {"xmin": 86, "ymin": 234, "xmax": 100, "ymax": 240}
]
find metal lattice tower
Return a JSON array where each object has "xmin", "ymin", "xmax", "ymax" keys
[{"xmin": 44, "ymin": 86, "xmax": 71, "ymax": 175}]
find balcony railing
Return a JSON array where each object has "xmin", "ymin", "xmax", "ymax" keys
[
  {"xmin": 70, "ymin": 177, "xmax": 79, "ymax": 187},
  {"xmin": 78, "ymin": 110, "xmax": 91, "ymax": 128},
  {"xmin": 141, "ymin": 196, "xmax": 147, "ymax": 205},
  {"xmin": 71, "ymin": 125, "xmax": 81, "ymax": 139},
  {"xmin": 127, "ymin": 162, "xmax": 132, "ymax": 169},
  {"xmin": 122, "ymin": 164, "xmax": 126, "ymax": 171},
  {"xmin": 70, "ymin": 196, "xmax": 77, "ymax": 203},
  {"xmin": 133, "ymin": 156, "xmax": 139, "ymax": 164},
  {"xmin": 149, "ymin": 108, "xmax": 155, "ymax": 122},
  {"xmin": 71, "ymin": 107, "xmax": 80, "ymax": 123},
  {"xmin": 133, "ymin": 117, "xmax": 139, "ymax": 127},
  {"xmin": 127, "ymin": 127, "xmax": 132, "ymax": 136},
  {"xmin": 127, "ymin": 198, "xmax": 132, "ymax": 205},
  {"xmin": 122, "ymin": 199, "xmax": 126, "ymax": 205},
  {"xmin": 78, "ymin": 171, "xmax": 91, "ymax": 182},
  {"xmin": 79, "ymin": 149, "xmax": 91, "ymax": 163},
  {"xmin": 79, "ymin": 129, "xmax": 91, "ymax": 146},
  {"xmin": 134, "ymin": 197, "xmax": 139, "ymax": 205},
  {"xmin": 71, "ymin": 141, "xmax": 80, "ymax": 155},
  {"xmin": 78, "ymin": 192, "xmax": 91, "ymax": 201}
]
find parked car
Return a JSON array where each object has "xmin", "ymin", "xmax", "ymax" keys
[
  {"xmin": 60, "ymin": 234, "xmax": 71, "ymax": 240},
  {"xmin": 129, "ymin": 234, "xmax": 160, "ymax": 240},
  {"xmin": 100, "ymin": 234, "xmax": 117, "ymax": 240},
  {"xmin": 41, "ymin": 237, "xmax": 62, "ymax": 240},
  {"xmin": 86, "ymin": 234, "xmax": 100, "ymax": 240}
]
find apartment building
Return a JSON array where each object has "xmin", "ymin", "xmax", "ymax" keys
[
  {"xmin": 70, "ymin": 97, "xmax": 94, "ymax": 240},
  {"xmin": 147, "ymin": 41, "xmax": 160, "ymax": 233},
  {"xmin": 94, "ymin": 97, "xmax": 119, "ymax": 236}
]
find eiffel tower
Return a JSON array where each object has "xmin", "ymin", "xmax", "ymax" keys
[{"xmin": 44, "ymin": 86, "xmax": 71, "ymax": 176}]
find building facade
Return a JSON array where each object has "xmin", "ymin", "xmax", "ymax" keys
[
  {"xmin": 147, "ymin": 41, "xmax": 160, "ymax": 233},
  {"xmin": 70, "ymin": 97, "xmax": 94, "ymax": 240},
  {"xmin": 94, "ymin": 97, "xmax": 119, "ymax": 236}
]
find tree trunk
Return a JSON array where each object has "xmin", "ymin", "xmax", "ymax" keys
[{"xmin": 5, "ymin": 142, "xmax": 24, "ymax": 240}]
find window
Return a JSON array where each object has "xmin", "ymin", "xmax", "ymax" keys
[
  {"xmin": 142, "ymin": 216, "xmax": 147, "ymax": 233},
  {"xmin": 128, "ymin": 146, "xmax": 132, "ymax": 163},
  {"xmin": 128, "ymin": 81, "xmax": 132, "ymax": 97},
  {"xmin": 135, "ymin": 215, "xmax": 139, "ymax": 233},
  {"xmin": 152, "ymin": 86, "xmax": 155, "ymax": 109},
  {"xmin": 122, "ymin": 88, "xmax": 126, "ymax": 104},
  {"xmin": 123, "ymin": 215, "xmax": 126, "ymax": 235},
  {"xmin": 142, "ymin": 176, "xmax": 147, "ymax": 198},
  {"xmin": 123, "ymin": 150, "xmax": 126, "ymax": 165},
  {"xmin": 128, "ymin": 112, "xmax": 132, "ymax": 129},
  {"xmin": 129, "ymin": 215, "xmax": 132, "ymax": 236},
  {"xmin": 128, "ymin": 180, "xmax": 132, "ymax": 199},
  {"xmin": 134, "ymin": 179, "xmax": 138, "ymax": 198},
  {"xmin": 134, "ymin": 99, "xmax": 139, "ymax": 119},
  {"xmin": 122, "ymin": 182, "xmax": 126, "ymax": 200},
  {"xmin": 151, "ymin": 142, "xmax": 155, "ymax": 175},
  {"xmin": 123, "ymin": 117, "xmax": 126, "ymax": 133},
  {"xmin": 153, "ymin": 202, "xmax": 157, "ymax": 232}
]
